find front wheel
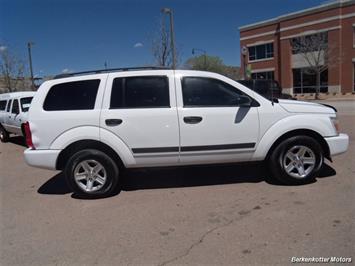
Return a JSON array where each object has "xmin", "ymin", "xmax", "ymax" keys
[
  {"xmin": 64, "ymin": 149, "xmax": 119, "ymax": 198},
  {"xmin": 269, "ymin": 136, "xmax": 324, "ymax": 185}
]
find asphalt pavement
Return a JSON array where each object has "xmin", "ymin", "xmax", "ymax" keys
[{"xmin": 0, "ymin": 100, "xmax": 354, "ymax": 265}]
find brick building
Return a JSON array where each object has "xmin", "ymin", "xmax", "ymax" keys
[{"xmin": 239, "ymin": 0, "xmax": 355, "ymax": 94}]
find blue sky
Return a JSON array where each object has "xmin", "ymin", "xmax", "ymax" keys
[{"xmin": 0, "ymin": 0, "xmax": 325, "ymax": 77}]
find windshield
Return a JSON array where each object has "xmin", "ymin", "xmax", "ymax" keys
[{"xmin": 20, "ymin": 97, "xmax": 33, "ymax": 112}]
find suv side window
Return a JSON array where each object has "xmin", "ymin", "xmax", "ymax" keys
[
  {"xmin": 6, "ymin": 99, "xmax": 12, "ymax": 113},
  {"xmin": 0, "ymin": 100, "xmax": 7, "ymax": 111},
  {"xmin": 43, "ymin": 80, "xmax": 100, "ymax": 111},
  {"xmin": 182, "ymin": 77, "xmax": 251, "ymax": 107},
  {"xmin": 12, "ymin": 99, "xmax": 20, "ymax": 114},
  {"xmin": 110, "ymin": 76, "xmax": 170, "ymax": 109}
]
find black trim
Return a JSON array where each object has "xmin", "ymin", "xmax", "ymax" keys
[
  {"xmin": 181, "ymin": 143, "xmax": 255, "ymax": 152},
  {"xmin": 132, "ymin": 147, "xmax": 179, "ymax": 153},
  {"xmin": 132, "ymin": 143, "xmax": 256, "ymax": 154},
  {"xmin": 320, "ymin": 103, "xmax": 337, "ymax": 112}
]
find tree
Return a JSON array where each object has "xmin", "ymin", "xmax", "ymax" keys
[
  {"xmin": 291, "ymin": 32, "xmax": 339, "ymax": 99},
  {"xmin": 150, "ymin": 17, "xmax": 180, "ymax": 68},
  {"xmin": 0, "ymin": 46, "xmax": 25, "ymax": 92},
  {"xmin": 185, "ymin": 55, "xmax": 242, "ymax": 80}
]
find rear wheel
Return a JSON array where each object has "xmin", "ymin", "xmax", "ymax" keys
[
  {"xmin": 0, "ymin": 126, "xmax": 9, "ymax": 143},
  {"xmin": 269, "ymin": 136, "xmax": 323, "ymax": 185},
  {"xmin": 64, "ymin": 149, "xmax": 119, "ymax": 198}
]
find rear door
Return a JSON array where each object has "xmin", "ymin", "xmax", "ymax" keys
[
  {"xmin": 100, "ymin": 71, "xmax": 180, "ymax": 167},
  {"xmin": 7, "ymin": 98, "xmax": 22, "ymax": 134},
  {"xmin": 175, "ymin": 74, "xmax": 260, "ymax": 164}
]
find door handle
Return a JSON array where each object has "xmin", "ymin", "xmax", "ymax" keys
[
  {"xmin": 105, "ymin": 119, "xmax": 123, "ymax": 126},
  {"xmin": 183, "ymin": 116, "xmax": 203, "ymax": 124}
]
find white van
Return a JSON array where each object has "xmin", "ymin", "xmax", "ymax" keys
[{"xmin": 0, "ymin": 91, "xmax": 36, "ymax": 142}]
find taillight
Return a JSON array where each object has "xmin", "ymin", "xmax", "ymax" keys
[{"xmin": 24, "ymin": 122, "xmax": 35, "ymax": 149}]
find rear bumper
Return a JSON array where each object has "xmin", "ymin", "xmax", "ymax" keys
[
  {"xmin": 325, "ymin": 133, "xmax": 349, "ymax": 157},
  {"xmin": 24, "ymin": 149, "xmax": 61, "ymax": 170}
]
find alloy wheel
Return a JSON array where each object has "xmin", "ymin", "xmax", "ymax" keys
[
  {"xmin": 74, "ymin": 160, "xmax": 107, "ymax": 192},
  {"xmin": 282, "ymin": 145, "xmax": 316, "ymax": 179}
]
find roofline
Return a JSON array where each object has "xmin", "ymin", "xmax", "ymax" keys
[{"xmin": 239, "ymin": 0, "xmax": 355, "ymax": 31}]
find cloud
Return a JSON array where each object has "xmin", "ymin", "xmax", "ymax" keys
[
  {"xmin": 0, "ymin": 45, "xmax": 7, "ymax": 52},
  {"xmin": 133, "ymin": 42, "xmax": 143, "ymax": 48},
  {"xmin": 62, "ymin": 68, "xmax": 71, "ymax": 73}
]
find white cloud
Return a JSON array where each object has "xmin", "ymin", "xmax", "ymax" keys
[
  {"xmin": 62, "ymin": 68, "xmax": 71, "ymax": 73},
  {"xmin": 133, "ymin": 42, "xmax": 143, "ymax": 48},
  {"xmin": 0, "ymin": 46, "xmax": 7, "ymax": 52}
]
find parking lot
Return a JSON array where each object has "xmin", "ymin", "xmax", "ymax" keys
[{"xmin": 0, "ymin": 100, "xmax": 354, "ymax": 266}]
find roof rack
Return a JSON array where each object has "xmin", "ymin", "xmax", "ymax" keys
[{"xmin": 53, "ymin": 66, "xmax": 171, "ymax": 79}]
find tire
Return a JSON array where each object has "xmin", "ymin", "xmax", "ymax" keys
[
  {"xmin": 0, "ymin": 126, "xmax": 9, "ymax": 143},
  {"xmin": 64, "ymin": 149, "xmax": 119, "ymax": 198},
  {"xmin": 268, "ymin": 136, "xmax": 324, "ymax": 185}
]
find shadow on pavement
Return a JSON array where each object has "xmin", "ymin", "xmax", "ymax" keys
[
  {"xmin": 37, "ymin": 162, "xmax": 337, "ymax": 198},
  {"xmin": 37, "ymin": 173, "xmax": 72, "ymax": 195},
  {"xmin": 9, "ymin": 136, "xmax": 27, "ymax": 147}
]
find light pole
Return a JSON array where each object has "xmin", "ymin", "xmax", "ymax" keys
[
  {"xmin": 192, "ymin": 48, "xmax": 207, "ymax": 70},
  {"xmin": 241, "ymin": 45, "xmax": 248, "ymax": 80},
  {"xmin": 27, "ymin": 42, "xmax": 35, "ymax": 90},
  {"xmin": 161, "ymin": 8, "xmax": 176, "ymax": 70}
]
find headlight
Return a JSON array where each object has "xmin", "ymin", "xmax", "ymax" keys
[{"xmin": 330, "ymin": 116, "xmax": 340, "ymax": 135}]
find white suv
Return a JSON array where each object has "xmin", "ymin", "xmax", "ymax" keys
[
  {"xmin": 0, "ymin": 91, "xmax": 35, "ymax": 142},
  {"xmin": 23, "ymin": 68, "xmax": 349, "ymax": 197}
]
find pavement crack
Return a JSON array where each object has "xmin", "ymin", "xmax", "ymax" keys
[{"xmin": 158, "ymin": 213, "xmax": 247, "ymax": 266}]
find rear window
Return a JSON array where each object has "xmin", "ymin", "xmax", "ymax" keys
[
  {"xmin": 0, "ymin": 100, "xmax": 7, "ymax": 111},
  {"xmin": 12, "ymin": 99, "xmax": 19, "ymax": 114},
  {"xmin": 20, "ymin": 97, "xmax": 33, "ymax": 112},
  {"xmin": 6, "ymin": 100, "xmax": 12, "ymax": 112},
  {"xmin": 43, "ymin": 80, "xmax": 100, "ymax": 111},
  {"xmin": 110, "ymin": 76, "xmax": 170, "ymax": 109}
]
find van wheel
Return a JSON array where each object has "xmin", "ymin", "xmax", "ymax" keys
[
  {"xmin": 0, "ymin": 126, "xmax": 9, "ymax": 143},
  {"xmin": 269, "ymin": 136, "xmax": 323, "ymax": 185},
  {"xmin": 64, "ymin": 149, "xmax": 119, "ymax": 198}
]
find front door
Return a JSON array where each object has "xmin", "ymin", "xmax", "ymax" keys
[
  {"xmin": 100, "ymin": 71, "xmax": 180, "ymax": 167},
  {"xmin": 176, "ymin": 75, "xmax": 260, "ymax": 164}
]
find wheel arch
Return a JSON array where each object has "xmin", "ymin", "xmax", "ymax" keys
[
  {"xmin": 56, "ymin": 139, "xmax": 125, "ymax": 170},
  {"xmin": 265, "ymin": 129, "xmax": 331, "ymax": 161}
]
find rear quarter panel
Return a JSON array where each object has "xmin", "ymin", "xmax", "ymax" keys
[{"xmin": 28, "ymin": 74, "xmax": 108, "ymax": 149}]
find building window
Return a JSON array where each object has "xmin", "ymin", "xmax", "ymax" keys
[
  {"xmin": 291, "ymin": 32, "xmax": 328, "ymax": 54},
  {"xmin": 293, "ymin": 68, "xmax": 328, "ymax": 93},
  {"xmin": 251, "ymin": 71, "xmax": 274, "ymax": 80},
  {"xmin": 248, "ymin": 43, "xmax": 273, "ymax": 61}
]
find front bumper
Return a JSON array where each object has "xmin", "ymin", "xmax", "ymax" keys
[
  {"xmin": 325, "ymin": 133, "xmax": 349, "ymax": 157},
  {"xmin": 24, "ymin": 149, "xmax": 61, "ymax": 170}
]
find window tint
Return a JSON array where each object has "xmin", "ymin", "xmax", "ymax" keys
[
  {"xmin": 182, "ymin": 77, "xmax": 250, "ymax": 107},
  {"xmin": 110, "ymin": 76, "xmax": 169, "ymax": 109},
  {"xmin": 0, "ymin": 100, "xmax": 7, "ymax": 111},
  {"xmin": 20, "ymin": 97, "xmax": 33, "ymax": 112},
  {"xmin": 6, "ymin": 100, "xmax": 12, "ymax": 112},
  {"xmin": 12, "ymin": 99, "xmax": 19, "ymax": 114},
  {"xmin": 43, "ymin": 80, "xmax": 100, "ymax": 111}
]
